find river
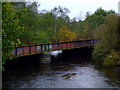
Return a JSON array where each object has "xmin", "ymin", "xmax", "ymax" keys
[{"xmin": 2, "ymin": 48, "xmax": 120, "ymax": 88}]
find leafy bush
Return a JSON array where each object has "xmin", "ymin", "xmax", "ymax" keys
[{"xmin": 103, "ymin": 50, "xmax": 120, "ymax": 66}]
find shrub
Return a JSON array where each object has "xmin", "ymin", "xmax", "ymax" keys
[{"xmin": 103, "ymin": 50, "xmax": 120, "ymax": 66}]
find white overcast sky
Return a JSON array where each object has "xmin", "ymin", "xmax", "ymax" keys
[{"xmin": 35, "ymin": 0, "xmax": 119, "ymax": 19}]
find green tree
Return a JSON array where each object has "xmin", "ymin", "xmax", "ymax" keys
[
  {"xmin": 19, "ymin": 2, "xmax": 39, "ymax": 45},
  {"xmin": 79, "ymin": 8, "xmax": 115, "ymax": 40},
  {"xmin": 2, "ymin": 3, "xmax": 24, "ymax": 64},
  {"xmin": 92, "ymin": 14, "xmax": 120, "ymax": 64}
]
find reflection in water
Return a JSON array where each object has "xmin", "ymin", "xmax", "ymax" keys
[{"xmin": 2, "ymin": 49, "xmax": 120, "ymax": 88}]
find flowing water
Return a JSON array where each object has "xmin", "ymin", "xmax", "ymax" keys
[{"xmin": 2, "ymin": 49, "xmax": 120, "ymax": 88}]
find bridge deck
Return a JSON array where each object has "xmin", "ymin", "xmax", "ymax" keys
[{"xmin": 12, "ymin": 40, "xmax": 98, "ymax": 57}]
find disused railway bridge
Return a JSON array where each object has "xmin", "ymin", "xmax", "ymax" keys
[{"xmin": 12, "ymin": 40, "xmax": 98, "ymax": 57}]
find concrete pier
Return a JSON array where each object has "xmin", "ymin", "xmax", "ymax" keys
[{"xmin": 40, "ymin": 53, "xmax": 51, "ymax": 64}]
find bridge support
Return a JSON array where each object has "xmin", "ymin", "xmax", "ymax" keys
[{"xmin": 40, "ymin": 53, "xmax": 51, "ymax": 64}]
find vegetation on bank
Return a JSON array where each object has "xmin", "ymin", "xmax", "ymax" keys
[
  {"xmin": 103, "ymin": 50, "xmax": 120, "ymax": 66},
  {"xmin": 2, "ymin": 3, "xmax": 26, "ymax": 64},
  {"xmin": 2, "ymin": 2, "xmax": 120, "ymax": 66},
  {"xmin": 92, "ymin": 14, "xmax": 120, "ymax": 66}
]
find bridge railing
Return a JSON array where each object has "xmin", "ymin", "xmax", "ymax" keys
[{"xmin": 12, "ymin": 39, "xmax": 98, "ymax": 57}]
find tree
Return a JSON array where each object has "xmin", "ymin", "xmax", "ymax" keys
[
  {"xmin": 85, "ymin": 11, "xmax": 91, "ymax": 18},
  {"xmin": 19, "ymin": 2, "xmax": 39, "ymax": 45},
  {"xmin": 58, "ymin": 26, "xmax": 77, "ymax": 42},
  {"xmin": 51, "ymin": 6, "xmax": 70, "ymax": 18},
  {"xmin": 51, "ymin": 6, "xmax": 70, "ymax": 41},
  {"xmin": 2, "ymin": 3, "xmax": 24, "ymax": 64},
  {"xmin": 92, "ymin": 14, "xmax": 120, "ymax": 64}
]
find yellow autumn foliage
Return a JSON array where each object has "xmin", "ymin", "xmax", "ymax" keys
[{"xmin": 58, "ymin": 26, "xmax": 77, "ymax": 42}]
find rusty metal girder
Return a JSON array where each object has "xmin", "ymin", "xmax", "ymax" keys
[{"xmin": 12, "ymin": 40, "xmax": 98, "ymax": 57}]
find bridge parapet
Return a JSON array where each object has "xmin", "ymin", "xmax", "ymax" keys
[{"xmin": 12, "ymin": 40, "xmax": 98, "ymax": 57}]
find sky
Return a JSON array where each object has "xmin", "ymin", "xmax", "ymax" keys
[{"xmin": 35, "ymin": 0, "xmax": 119, "ymax": 20}]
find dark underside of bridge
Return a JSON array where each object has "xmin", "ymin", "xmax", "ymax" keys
[
  {"xmin": 3, "ymin": 47, "xmax": 93, "ymax": 70},
  {"xmin": 52, "ymin": 47, "xmax": 93, "ymax": 63}
]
